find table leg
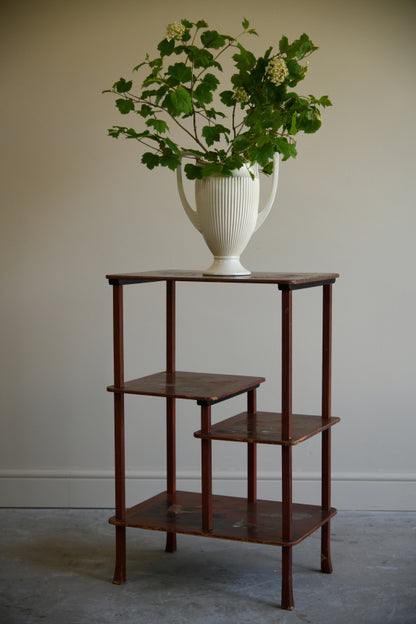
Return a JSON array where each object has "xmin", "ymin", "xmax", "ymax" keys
[
  {"xmin": 113, "ymin": 396, "xmax": 126, "ymax": 584},
  {"xmin": 281, "ymin": 289, "xmax": 294, "ymax": 609},
  {"xmin": 247, "ymin": 389, "xmax": 257, "ymax": 504},
  {"xmin": 321, "ymin": 284, "xmax": 333, "ymax": 573},
  {"xmin": 201, "ymin": 404, "xmax": 212, "ymax": 533},
  {"xmin": 112, "ymin": 284, "xmax": 126, "ymax": 583},
  {"xmin": 165, "ymin": 281, "xmax": 177, "ymax": 553},
  {"xmin": 281, "ymin": 546, "xmax": 294, "ymax": 610}
]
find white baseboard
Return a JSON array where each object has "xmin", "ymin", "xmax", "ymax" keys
[{"xmin": 0, "ymin": 470, "xmax": 415, "ymax": 510}]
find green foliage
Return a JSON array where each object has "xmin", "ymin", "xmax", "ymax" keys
[
  {"xmin": 104, "ymin": 18, "xmax": 332, "ymax": 179},
  {"xmin": 115, "ymin": 98, "xmax": 135, "ymax": 114},
  {"xmin": 202, "ymin": 124, "xmax": 229, "ymax": 146},
  {"xmin": 200, "ymin": 30, "xmax": 227, "ymax": 49},
  {"xmin": 167, "ymin": 62, "xmax": 193, "ymax": 85}
]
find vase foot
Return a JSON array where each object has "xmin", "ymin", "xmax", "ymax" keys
[{"xmin": 203, "ymin": 256, "xmax": 251, "ymax": 276}]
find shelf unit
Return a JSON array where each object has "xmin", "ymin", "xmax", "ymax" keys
[{"xmin": 106, "ymin": 270, "xmax": 339, "ymax": 610}]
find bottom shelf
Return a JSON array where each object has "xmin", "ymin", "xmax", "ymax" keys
[{"xmin": 109, "ymin": 491, "xmax": 336, "ymax": 547}]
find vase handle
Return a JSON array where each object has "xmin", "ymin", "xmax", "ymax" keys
[
  {"xmin": 255, "ymin": 152, "xmax": 280, "ymax": 232},
  {"xmin": 176, "ymin": 157, "xmax": 202, "ymax": 233}
]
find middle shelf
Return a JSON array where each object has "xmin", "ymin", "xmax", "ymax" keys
[{"xmin": 195, "ymin": 412, "xmax": 340, "ymax": 446}]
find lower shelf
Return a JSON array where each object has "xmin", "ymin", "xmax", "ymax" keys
[{"xmin": 109, "ymin": 491, "xmax": 337, "ymax": 547}]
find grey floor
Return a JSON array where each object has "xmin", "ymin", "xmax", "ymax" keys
[{"xmin": 0, "ymin": 510, "xmax": 415, "ymax": 624}]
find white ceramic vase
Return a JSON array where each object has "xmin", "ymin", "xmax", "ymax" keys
[{"xmin": 176, "ymin": 154, "xmax": 280, "ymax": 275}]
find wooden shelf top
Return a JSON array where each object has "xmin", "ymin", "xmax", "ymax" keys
[
  {"xmin": 107, "ymin": 371, "xmax": 265, "ymax": 405},
  {"xmin": 106, "ymin": 270, "xmax": 339, "ymax": 290},
  {"xmin": 109, "ymin": 490, "xmax": 337, "ymax": 547},
  {"xmin": 194, "ymin": 412, "xmax": 340, "ymax": 445}
]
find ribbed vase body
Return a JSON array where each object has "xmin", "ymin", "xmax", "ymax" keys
[{"xmin": 195, "ymin": 170, "xmax": 260, "ymax": 275}]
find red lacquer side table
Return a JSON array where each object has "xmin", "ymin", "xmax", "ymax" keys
[{"xmin": 106, "ymin": 270, "xmax": 340, "ymax": 610}]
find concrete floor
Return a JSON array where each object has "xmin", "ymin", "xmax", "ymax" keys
[{"xmin": 0, "ymin": 510, "xmax": 415, "ymax": 624}]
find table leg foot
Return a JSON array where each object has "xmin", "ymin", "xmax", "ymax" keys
[
  {"xmin": 321, "ymin": 521, "xmax": 333, "ymax": 573},
  {"xmin": 112, "ymin": 526, "xmax": 126, "ymax": 584},
  {"xmin": 165, "ymin": 532, "xmax": 177, "ymax": 553},
  {"xmin": 281, "ymin": 546, "xmax": 294, "ymax": 610}
]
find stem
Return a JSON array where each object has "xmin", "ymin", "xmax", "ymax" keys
[
  {"xmin": 232, "ymin": 103, "xmax": 237, "ymax": 138},
  {"xmin": 126, "ymin": 92, "xmax": 208, "ymax": 153}
]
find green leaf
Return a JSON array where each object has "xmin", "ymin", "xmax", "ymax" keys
[
  {"xmin": 247, "ymin": 143, "xmax": 275, "ymax": 167},
  {"xmin": 184, "ymin": 163, "xmax": 203, "ymax": 179},
  {"xmin": 196, "ymin": 20, "xmax": 208, "ymax": 29},
  {"xmin": 141, "ymin": 152, "xmax": 161, "ymax": 169},
  {"xmin": 242, "ymin": 17, "xmax": 250, "ymax": 30},
  {"xmin": 157, "ymin": 38, "xmax": 175, "ymax": 56},
  {"xmin": 286, "ymin": 34, "xmax": 318, "ymax": 60},
  {"xmin": 181, "ymin": 19, "xmax": 193, "ymax": 29},
  {"xmin": 154, "ymin": 85, "xmax": 170, "ymax": 104},
  {"xmin": 298, "ymin": 110, "xmax": 322, "ymax": 133},
  {"xmin": 201, "ymin": 163, "xmax": 224, "ymax": 177},
  {"xmin": 163, "ymin": 86, "xmax": 193, "ymax": 116},
  {"xmin": 200, "ymin": 29, "xmax": 226, "ymax": 49},
  {"xmin": 201, "ymin": 73, "xmax": 220, "ymax": 90},
  {"xmin": 167, "ymin": 62, "xmax": 193, "ymax": 84},
  {"xmin": 146, "ymin": 118, "xmax": 169, "ymax": 133},
  {"xmin": 202, "ymin": 124, "xmax": 229, "ymax": 146},
  {"xmin": 149, "ymin": 57, "xmax": 163, "ymax": 69},
  {"xmin": 274, "ymin": 137, "xmax": 297, "ymax": 160},
  {"xmin": 232, "ymin": 44, "xmax": 256, "ymax": 72},
  {"xmin": 231, "ymin": 134, "xmax": 251, "ymax": 151},
  {"xmin": 187, "ymin": 46, "xmax": 215, "ymax": 69},
  {"xmin": 224, "ymin": 154, "xmax": 245, "ymax": 171},
  {"xmin": 194, "ymin": 83, "xmax": 213, "ymax": 106},
  {"xmin": 269, "ymin": 110, "xmax": 282, "ymax": 131},
  {"xmin": 262, "ymin": 160, "xmax": 274, "ymax": 175},
  {"xmin": 113, "ymin": 78, "xmax": 133, "ymax": 93},
  {"xmin": 107, "ymin": 126, "xmax": 126, "ymax": 138},
  {"xmin": 219, "ymin": 90, "xmax": 235, "ymax": 107},
  {"xmin": 133, "ymin": 61, "xmax": 147, "ymax": 72},
  {"xmin": 279, "ymin": 36, "xmax": 289, "ymax": 54},
  {"xmin": 163, "ymin": 137, "xmax": 181, "ymax": 154},
  {"xmin": 138, "ymin": 104, "xmax": 153, "ymax": 117},
  {"xmin": 160, "ymin": 152, "xmax": 181, "ymax": 170},
  {"xmin": 115, "ymin": 98, "xmax": 135, "ymax": 114},
  {"xmin": 142, "ymin": 69, "xmax": 163, "ymax": 88},
  {"xmin": 286, "ymin": 59, "xmax": 305, "ymax": 87},
  {"xmin": 124, "ymin": 128, "xmax": 140, "ymax": 138},
  {"xmin": 263, "ymin": 46, "xmax": 273, "ymax": 60},
  {"xmin": 193, "ymin": 73, "xmax": 220, "ymax": 106},
  {"xmin": 205, "ymin": 107, "xmax": 226, "ymax": 119},
  {"xmin": 318, "ymin": 95, "xmax": 332, "ymax": 107}
]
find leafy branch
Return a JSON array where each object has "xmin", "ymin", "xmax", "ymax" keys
[{"xmin": 103, "ymin": 18, "xmax": 332, "ymax": 179}]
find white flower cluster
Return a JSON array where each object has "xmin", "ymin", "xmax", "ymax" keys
[
  {"xmin": 233, "ymin": 86, "xmax": 249, "ymax": 103},
  {"xmin": 266, "ymin": 58, "xmax": 289, "ymax": 86},
  {"xmin": 165, "ymin": 21, "xmax": 186, "ymax": 41}
]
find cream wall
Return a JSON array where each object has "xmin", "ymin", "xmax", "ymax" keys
[{"xmin": 1, "ymin": 0, "xmax": 415, "ymax": 510}]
